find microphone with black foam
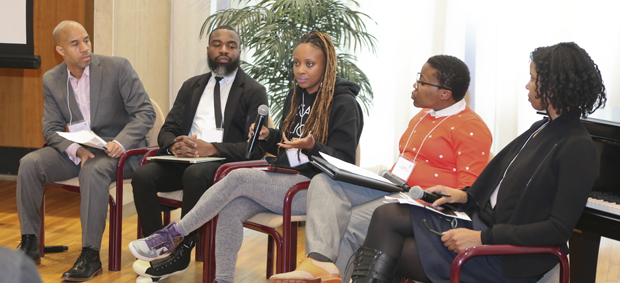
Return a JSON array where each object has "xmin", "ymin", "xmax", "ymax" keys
[
  {"xmin": 379, "ymin": 169, "xmax": 411, "ymax": 191},
  {"xmin": 245, "ymin": 104, "xmax": 269, "ymax": 159}
]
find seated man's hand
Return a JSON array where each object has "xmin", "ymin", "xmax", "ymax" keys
[
  {"xmin": 426, "ymin": 185, "xmax": 468, "ymax": 208},
  {"xmin": 185, "ymin": 135, "xmax": 220, "ymax": 157},
  {"xmin": 105, "ymin": 141, "xmax": 123, "ymax": 158},
  {"xmin": 441, "ymin": 228, "xmax": 482, "ymax": 253},
  {"xmin": 170, "ymin": 135, "xmax": 199, "ymax": 157},
  {"xmin": 76, "ymin": 147, "xmax": 95, "ymax": 168}
]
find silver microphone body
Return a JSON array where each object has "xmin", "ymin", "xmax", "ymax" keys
[{"xmin": 245, "ymin": 104, "xmax": 269, "ymax": 159}]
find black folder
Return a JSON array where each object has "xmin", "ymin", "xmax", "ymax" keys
[{"xmin": 310, "ymin": 156, "xmax": 404, "ymax": 193}]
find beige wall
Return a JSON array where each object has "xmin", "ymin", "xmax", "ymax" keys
[
  {"xmin": 169, "ymin": 0, "xmax": 212, "ymax": 110},
  {"xmin": 94, "ymin": 0, "xmax": 171, "ymax": 112},
  {"xmin": 0, "ymin": 0, "xmax": 92, "ymax": 148}
]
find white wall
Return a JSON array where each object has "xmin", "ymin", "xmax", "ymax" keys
[
  {"xmin": 166, "ymin": 0, "xmax": 620, "ymax": 172},
  {"xmin": 353, "ymin": 0, "xmax": 620, "ymax": 171}
]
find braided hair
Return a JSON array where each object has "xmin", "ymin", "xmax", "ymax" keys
[
  {"xmin": 280, "ymin": 31, "xmax": 337, "ymax": 145},
  {"xmin": 531, "ymin": 42, "xmax": 606, "ymax": 117}
]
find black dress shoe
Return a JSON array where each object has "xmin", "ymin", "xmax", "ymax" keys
[
  {"xmin": 17, "ymin": 234, "xmax": 41, "ymax": 264},
  {"xmin": 61, "ymin": 247, "xmax": 103, "ymax": 281}
]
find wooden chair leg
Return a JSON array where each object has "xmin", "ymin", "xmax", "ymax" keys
[
  {"xmin": 137, "ymin": 220, "xmax": 142, "ymax": 239},
  {"xmin": 267, "ymin": 235, "xmax": 274, "ymax": 278},
  {"xmin": 163, "ymin": 211, "xmax": 171, "ymax": 225},
  {"xmin": 108, "ymin": 196, "xmax": 121, "ymax": 271},
  {"xmin": 196, "ymin": 225, "xmax": 205, "ymax": 262},
  {"xmin": 289, "ymin": 222, "xmax": 299, "ymax": 271},
  {"xmin": 39, "ymin": 193, "xmax": 45, "ymax": 257},
  {"xmin": 203, "ymin": 217, "xmax": 217, "ymax": 283}
]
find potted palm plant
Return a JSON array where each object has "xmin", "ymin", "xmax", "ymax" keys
[{"xmin": 201, "ymin": 0, "xmax": 377, "ymax": 122}]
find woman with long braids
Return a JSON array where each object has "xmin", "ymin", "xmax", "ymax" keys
[
  {"xmin": 346, "ymin": 42, "xmax": 605, "ymax": 283},
  {"xmin": 129, "ymin": 31, "xmax": 363, "ymax": 283}
]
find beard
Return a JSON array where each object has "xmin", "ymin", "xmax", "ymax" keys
[{"xmin": 208, "ymin": 55, "xmax": 240, "ymax": 77}]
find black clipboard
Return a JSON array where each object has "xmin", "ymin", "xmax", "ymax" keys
[{"xmin": 310, "ymin": 156, "xmax": 404, "ymax": 193}]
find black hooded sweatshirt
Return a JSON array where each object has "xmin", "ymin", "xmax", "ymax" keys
[{"xmin": 260, "ymin": 77, "xmax": 364, "ymax": 177}]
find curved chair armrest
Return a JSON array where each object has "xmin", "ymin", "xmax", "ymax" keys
[
  {"xmin": 450, "ymin": 245, "xmax": 569, "ymax": 283},
  {"xmin": 213, "ymin": 160, "xmax": 269, "ymax": 183},
  {"xmin": 140, "ymin": 147, "xmax": 161, "ymax": 166},
  {"xmin": 116, "ymin": 146, "xmax": 160, "ymax": 186}
]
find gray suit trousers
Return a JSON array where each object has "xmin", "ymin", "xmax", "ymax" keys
[
  {"xmin": 16, "ymin": 146, "xmax": 133, "ymax": 250},
  {"xmin": 305, "ymin": 173, "xmax": 398, "ymax": 274}
]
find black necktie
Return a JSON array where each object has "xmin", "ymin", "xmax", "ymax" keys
[{"xmin": 214, "ymin": 76, "xmax": 224, "ymax": 128}]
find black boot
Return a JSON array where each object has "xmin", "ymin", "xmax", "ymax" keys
[
  {"xmin": 349, "ymin": 245, "xmax": 399, "ymax": 283},
  {"xmin": 61, "ymin": 247, "xmax": 103, "ymax": 281},
  {"xmin": 17, "ymin": 234, "xmax": 41, "ymax": 264}
]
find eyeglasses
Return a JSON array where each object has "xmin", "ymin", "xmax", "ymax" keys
[
  {"xmin": 422, "ymin": 202, "xmax": 458, "ymax": 236},
  {"xmin": 423, "ymin": 219, "xmax": 445, "ymax": 236},
  {"xmin": 415, "ymin": 72, "xmax": 452, "ymax": 90}
]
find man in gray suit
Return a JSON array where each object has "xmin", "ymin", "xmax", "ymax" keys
[{"xmin": 16, "ymin": 20, "xmax": 155, "ymax": 281}]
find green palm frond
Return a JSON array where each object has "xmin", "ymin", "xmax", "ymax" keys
[{"xmin": 201, "ymin": 0, "xmax": 377, "ymax": 123}]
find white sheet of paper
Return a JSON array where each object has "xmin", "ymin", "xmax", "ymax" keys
[
  {"xmin": 384, "ymin": 192, "xmax": 471, "ymax": 221},
  {"xmin": 319, "ymin": 152, "xmax": 393, "ymax": 184},
  {"xmin": 287, "ymin": 148, "xmax": 309, "ymax": 167},
  {"xmin": 57, "ymin": 130, "xmax": 108, "ymax": 150}
]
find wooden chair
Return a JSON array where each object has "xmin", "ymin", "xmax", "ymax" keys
[
  {"xmin": 449, "ymin": 245, "xmax": 569, "ymax": 283},
  {"xmin": 39, "ymin": 100, "xmax": 165, "ymax": 271},
  {"xmin": 134, "ymin": 148, "xmax": 210, "ymax": 262},
  {"xmin": 203, "ymin": 145, "xmax": 361, "ymax": 282},
  {"xmin": 200, "ymin": 160, "xmax": 308, "ymax": 283},
  {"xmin": 136, "ymin": 116, "xmax": 279, "ymax": 265}
]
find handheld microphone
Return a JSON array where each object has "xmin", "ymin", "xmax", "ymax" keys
[
  {"xmin": 379, "ymin": 169, "xmax": 411, "ymax": 191},
  {"xmin": 409, "ymin": 185, "xmax": 458, "ymax": 211},
  {"xmin": 245, "ymin": 104, "xmax": 269, "ymax": 159},
  {"xmin": 44, "ymin": 245, "xmax": 68, "ymax": 253}
]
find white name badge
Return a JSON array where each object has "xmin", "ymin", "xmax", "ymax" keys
[
  {"xmin": 68, "ymin": 120, "xmax": 90, "ymax": 132},
  {"xmin": 201, "ymin": 128, "xmax": 224, "ymax": 143},
  {"xmin": 391, "ymin": 156, "xmax": 416, "ymax": 182},
  {"xmin": 286, "ymin": 148, "xmax": 309, "ymax": 167}
]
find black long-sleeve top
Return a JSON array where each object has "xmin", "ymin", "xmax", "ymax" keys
[
  {"xmin": 260, "ymin": 77, "xmax": 364, "ymax": 178},
  {"xmin": 459, "ymin": 109, "xmax": 599, "ymax": 278}
]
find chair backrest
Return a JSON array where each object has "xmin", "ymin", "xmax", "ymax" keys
[{"xmin": 146, "ymin": 100, "xmax": 166, "ymax": 147}]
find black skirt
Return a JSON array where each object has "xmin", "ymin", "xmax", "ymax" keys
[{"xmin": 408, "ymin": 205, "xmax": 539, "ymax": 283}]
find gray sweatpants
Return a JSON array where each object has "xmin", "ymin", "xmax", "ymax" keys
[
  {"xmin": 175, "ymin": 168, "xmax": 310, "ymax": 283},
  {"xmin": 305, "ymin": 173, "xmax": 397, "ymax": 275}
]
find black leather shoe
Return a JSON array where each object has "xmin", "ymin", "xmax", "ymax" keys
[
  {"xmin": 17, "ymin": 234, "xmax": 41, "ymax": 264},
  {"xmin": 61, "ymin": 247, "xmax": 103, "ymax": 281}
]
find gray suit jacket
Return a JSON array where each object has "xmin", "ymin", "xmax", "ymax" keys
[{"xmin": 41, "ymin": 54, "xmax": 155, "ymax": 169}]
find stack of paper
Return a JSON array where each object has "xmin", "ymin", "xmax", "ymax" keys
[
  {"xmin": 57, "ymin": 131, "xmax": 108, "ymax": 150},
  {"xmin": 384, "ymin": 192, "xmax": 471, "ymax": 220}
]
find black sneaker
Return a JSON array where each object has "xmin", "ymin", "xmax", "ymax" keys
[
  {"xmin": 133, "ymin": 238, "xmax": 195, "ymax": 278},
  {"xmin": 17, "ymin": 234, "xmax": 41, "ymax": 264}
]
